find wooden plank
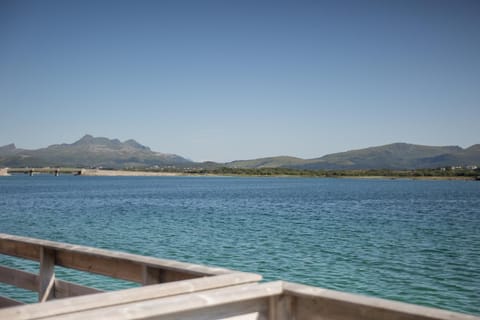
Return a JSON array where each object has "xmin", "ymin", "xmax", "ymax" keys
[
  {"xmin": 283, "ymin": 282, "xmax": 480, "ymax": 320},
  {"xmin": 55, "ymin": 249, "xmax": 143, "ymax": 283},
  {"xmin": 54, "ymin": 280, "xmax": 103, "ymax": 299},
  {"xmin": 159, "ymin": 268, "xmax": 198, "ymax": 283},
  {"xmin": 141, "ymin": 299, "xmax": 269, "ymax": 320},
  {"xmin": 268, "ymin": 296, "xmax": 277, "ymax": 320},
  {"xmin": 141, "ymin": 265, "xmax": 199, "ymax": 284},
  {"xmin": 0, "ymin": 233, "xmax": 232, "ymax": 282},
  {"xmin": 0, "ymin": 233, "xmax": 232, "ymax": 275},
  {"xmin": 35, "ymin": 282, "xmax": 280, "ymax": 320},
  {"xmin": 0, "ymin": 265, "xmax": 101, "ymax": 299},
  {"xmin": 273, "ymin": 293, "xmax": 294, "ymax": 320},
  {"xmin": 0, "ymin": 272, "xmax": 262, "ymax": 320},
  {"xmin": 38, "ymin": 248, "xmax": 55, "ymax": 302},
  {"xmin": 0, "ymin": 238, "xmax": 40, "ymax": 261},
  {"xmin": 0, "ymin": 296, "xmax": 25, "ymax": 308},
  {"xmin": 142, "ymin": 265, "xmax": 163, "ymax": 285},
  {"xmin": 0, "ymin": 265, "xmax": 38, "ymax": 292},
  {"xmin": 218, "ymin": 315, "xmax": 264, "ymax": 320}
]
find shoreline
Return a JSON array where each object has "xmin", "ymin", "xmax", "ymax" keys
[
  {"xmin": 80, "ymin": 169, "xmax": 183, "ymax": 176},
  {"xmin": 336, "ymin": 175, "xmax": 476, "ymax": 181},
  {"xmin": 1, "ymin": 168, "xmax": 477, "ymax": 180},
  {"xmin": 83, "ymin": 170, "xmax": 477, "ymax": 181},
  {"xmin": 80, "ymin": 169, "xmax": 229, "ymax": 177}
]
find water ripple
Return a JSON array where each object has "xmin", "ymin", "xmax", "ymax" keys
[{"xmin": 0, "ymin": 176, "xmax": 479, "ymax": 315}]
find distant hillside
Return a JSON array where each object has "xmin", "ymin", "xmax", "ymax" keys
[
  {"xmin": 227, "ymin": 143, "xmax": 480, "ymax": 170},
  {"xmin": 2, "ymin": 138, "xmax": 479, "ymax": 170},
  {"xmin": 0, "ymin": 135, "xmax": 191, "ymax": 168},
  {"xmin": 227, "ymin": 156, "xmax": 305, "ymax": 169}
]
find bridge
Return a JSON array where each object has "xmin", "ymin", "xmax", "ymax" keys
[{"xmin": 2, "ymin": 168, "xmax": 84, "ymax": 176}]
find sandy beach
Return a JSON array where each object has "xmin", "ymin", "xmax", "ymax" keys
[{"xmin": 79, "ymin": 169, "xmax": 183, "ymax": 176}]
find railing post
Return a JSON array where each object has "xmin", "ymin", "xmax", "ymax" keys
[
  {"xmin": 142, "ymin": 266, "xmax": 164, "ymax": 285},
  {"xmin": 39, "ymin": 247, "xmax": 56, "ymax": 302},
  {"xmin": 271, "ymin": 293, "xmax": 294, "ymax": 320}
]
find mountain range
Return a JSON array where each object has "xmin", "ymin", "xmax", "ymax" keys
[
  {"xmin": 0, "ymin": 135, "xmax": 479, "ymax": 170},
  {"xmin": 228, "ymin": 143, "xmax": 480, "ymax": 170},
  {"xmin": 0, "ymin": 135, "xmax": 190, "ymax": 169}
]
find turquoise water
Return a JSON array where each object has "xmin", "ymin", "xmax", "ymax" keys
[{"xmin": 0, "ymin": 175, "xmax": 479, "ymax": 314}]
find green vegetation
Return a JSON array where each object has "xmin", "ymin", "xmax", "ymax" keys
[
  {"xmin": 140, "ymin": 166, "xmax": 480, "ymax": 179},
  {"xmin": 227, "ymin": 143, "xmax": 480, "ymax": 170}
]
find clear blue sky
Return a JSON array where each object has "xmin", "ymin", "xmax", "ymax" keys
[{"xmin": 1, "ymin": 0, "xmax": 479, "ymax": 162}]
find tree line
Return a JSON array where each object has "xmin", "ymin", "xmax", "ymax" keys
[{"xmin": 156, "ymin": 166, "xmax": 480, "ymax": 178}]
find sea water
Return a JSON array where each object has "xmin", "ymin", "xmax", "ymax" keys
[{"xmin": 0, "ymin": 175, "xmax": 479, "ymax": 314}]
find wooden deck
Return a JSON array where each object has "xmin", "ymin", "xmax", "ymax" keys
[{"xmin": 0, "ymin": 233, "xmax": 478, "ymax": 320}]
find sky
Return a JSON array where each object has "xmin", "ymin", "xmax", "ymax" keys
[{"xmin": 1, "ymin": 0, "xmax": 479, "ymax": 162}]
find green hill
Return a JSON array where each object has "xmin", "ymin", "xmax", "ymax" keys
[
  {"xmin": 227, "ymin": 143, "xmax": 480, "ymax": 170},
  {"xmin": 227, "ymin": 156, "xmax": 305, "ymax": 169},
  {"xmin": 1, "ymin": 138, "xmax": 479, "ymax": 170}
]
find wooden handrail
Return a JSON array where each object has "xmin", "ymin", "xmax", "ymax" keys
[
  {"xmin": 3, "ymin": 281, "xmax": 477, "ymax": 320},
  {"xmin": 280, "ymin": 282, "xmax": 480, "ymax": 320},
  {"xmin": 0, "ymin": 233, "xmax": 257, "ymax": 305},
  {"xmin": 0, "ymin": 233, "xmax": 231, "ymax": 284}
]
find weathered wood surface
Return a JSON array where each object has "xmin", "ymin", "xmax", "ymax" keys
[
  {"xmin": 0, "ymin": 233, "xmax": 232, "ymax": 283},
  {"xmin": 53, "ymin": 279, "xmax": 103, "ymax": 299},
  {"xmin": 14, "ymin": 281, "xmax": 477, "ymax": 320},
  {"xmin": 0, "ymin": 265, "xmax": 38, "ymax": 292},
  {"xmin": 0, "ymin": 265, "xmax": 103, "ymax": 298},
  {"xmin": 38, "ymin": 248, "xmax": 55, "ymax": 302},
  {"xmin": 0, "ymin": 296, "xmax": 24, "ymax": 308},
  {"xmin": 282, "ymin": 282, "xmax": 480, "ymax": 320},
  {"xmin": 23, "ymin": 282, "xmax": 281, "ymax": 320},
  {"xmin": 0, "ymin": 272, "xmax": 262, "ymax": 319}
]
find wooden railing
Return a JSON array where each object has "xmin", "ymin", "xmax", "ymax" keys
[
  {"xmin": 1, "ymin": 233, "xmax": 479, "ymax": 320},
  {"xmin": 1, "ymin": 280, "xmax": 478, "ymax": 320},
  {"xmin": 0, "ymin": 233, "xmax": 260, "ymax": 307}
]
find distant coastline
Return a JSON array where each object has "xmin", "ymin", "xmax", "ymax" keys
[
  {"xmin": 2, "ymin": 167, "xmax": 478, "ymax": 180},
  {"xmin": 87, "ymin": 170, "xmax": 479, "ymax": 180},
  {"xmin": 2, "ymin": 135, "xmax": 479, "ymax": 172},
  {"xmin": 80, "ymin": 169, "xmax": 182, "ymax": 177}
]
